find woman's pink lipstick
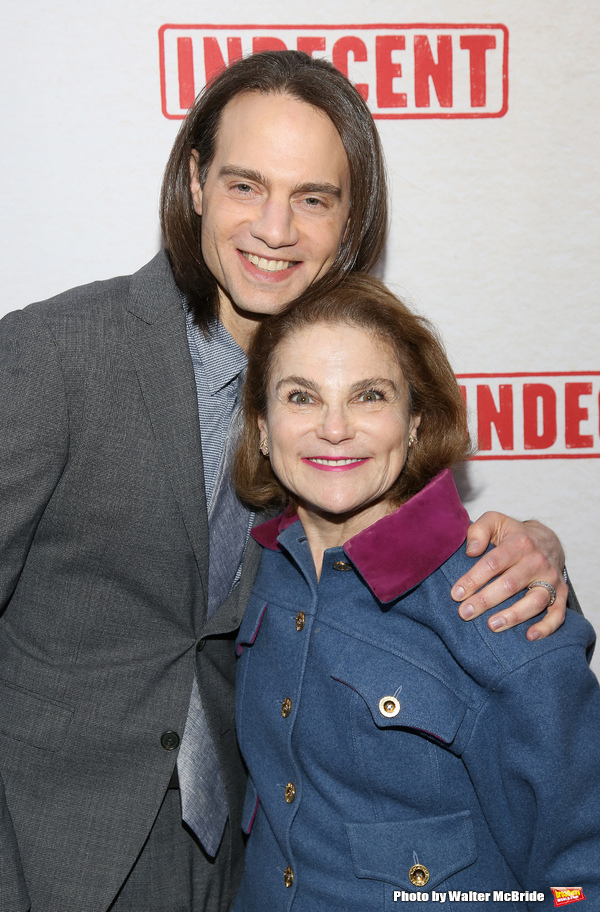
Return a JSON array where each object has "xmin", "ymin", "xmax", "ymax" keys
[{"xmin": 301, "ymin": 457, "xmax": 370, "ymax": 472}]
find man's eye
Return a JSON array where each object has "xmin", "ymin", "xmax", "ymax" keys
[
  {"xmin": 234, "ymin": 183, "xmax": 253, "ymax": 193},
  {"xmin": 304, "ymin": 197, "xmax": 324, "ymax": 207}
]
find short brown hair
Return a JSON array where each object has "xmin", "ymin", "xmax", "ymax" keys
[
  {"xmin": 234, "ymin": 273, "xmax": 473, "ymax": 510},
  {"xmin": 160, "ymin": 50, "xmax": 388, "ymax": 330}
]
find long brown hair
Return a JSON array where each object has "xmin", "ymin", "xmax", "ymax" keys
[
  {"xmin": 160, "ymin": 50, "xmax": 388, "ymax": 330},
  {"xmin": 234, "ymin": 274, "xmax": 473, "ymax": 510}
]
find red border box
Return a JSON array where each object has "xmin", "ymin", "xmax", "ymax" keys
[
  {"xmin": 458, "ymin": 372, "xmax": 600, "ymax": 461},
  {"xmin": 159, "ymin": 23, "xmax": 509, "ymax": 120}
]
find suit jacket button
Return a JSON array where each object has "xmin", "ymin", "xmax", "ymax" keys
[
  {"xmin": 379, "ymin": 696, "xmax": 401, "ymax": 718},
  {"xmin": 284, "ymin": 782, "xmax": 296, "ymax": 803},
  {"xmin": 160, "ymin": 731, "xmax": 180, "ymax": 751},
  {"xmin": 284, "ymin": 866, "xmax": 294, "ymax": 888},
  {"xmin": 295, "ymin": 612, "xmax": 305, "ymax": 631},
  {"xmin": 332, "ymin": 560, "xmax": 352, "ymax": 571},
  {"xmin": 409, "ymin": 864, "xmax": 429, "ymax": 886},
  {"xmin": 197, "ymin": 639, "xmax": 206, "ymax": 652},
  {"xmin": 281, "ymin": 697, "xmax": 292, "ymax": 718}
]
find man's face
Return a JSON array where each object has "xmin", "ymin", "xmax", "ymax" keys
[{"xmin": 190, "ymin": 91, "xmax": 351, "ymax": 350}]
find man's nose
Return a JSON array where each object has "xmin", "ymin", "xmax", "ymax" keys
[{"xmin": 250, "ymin": 199, "xmax": 299, "ymax": 249}]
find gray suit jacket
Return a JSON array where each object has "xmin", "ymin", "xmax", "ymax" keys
[{"xmin": 0, "ymin": 252, "xmax": 260, "ymax": 911}]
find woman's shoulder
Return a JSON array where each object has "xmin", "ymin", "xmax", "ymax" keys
[{"xmin": 434, "ymin": 544, "xmax": 595, "ymax": 678}]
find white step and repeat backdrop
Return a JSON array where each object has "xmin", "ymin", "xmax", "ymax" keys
[{"xmin": 2, "ymin": 2, "xmax": 598, "ymax": 667}]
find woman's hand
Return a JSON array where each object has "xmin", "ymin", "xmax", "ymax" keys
[{"xmin": 451, "ymin": 513, "xmax": 568, "ymax": 640}]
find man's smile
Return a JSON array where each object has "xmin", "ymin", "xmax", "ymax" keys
[{"xmin": 241, "ymin": 252, "xmax": 297, "ymax": 273}]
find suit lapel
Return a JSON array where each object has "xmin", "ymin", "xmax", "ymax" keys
[
  {"xmin": 201, "ymin": 507, "xmax": 275, "ymax": 638},
  {"xmin": 201, "ymin": 535, "xmax": 261, "ymax": 638},
  {"xmin": 125, "ymin": 252, "xmax": 209, "ymax": 609}
]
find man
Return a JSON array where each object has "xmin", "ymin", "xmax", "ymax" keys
[{"xmin": 0, "ymin": 51, "xmax": 571, "ymax": 912}]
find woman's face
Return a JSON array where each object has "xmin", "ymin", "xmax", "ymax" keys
[{"xmin": 258, "ymin": 321, "xmax": 421, "ymax": 529}]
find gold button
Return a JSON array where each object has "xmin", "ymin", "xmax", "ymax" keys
[
  {"xmin": 378, "ymin": 696, "xmax": 401, "ymax": 718},
  {"xmin": 284, "ymin": 866, "xmax": 294, "ymax": 888},
  {"xmin": 281, "ymin": 697, "xmax": 292, "ymax": 718},
  {"xmin": 409, "ymin": 864, "xmax": 429, "ymax": 886},
  {"xmin": 285, "ymin": 782, "xmax": 296, "ymax": 803},
  {"xmin": 295, "ymin": 612, "xmax": 305, "ymax": 631},
  {"xmin": 332, "ymin": 560, "xmax": 352, "ymax": 571}
]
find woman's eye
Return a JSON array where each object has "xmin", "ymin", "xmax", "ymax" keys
[
  {"xmin": 289, "ymin": 391, "xmax": 312, "ymax": 404},
  {"xmin": 358, "ymin": 390, "xmax": 384, "ymax": 402}
]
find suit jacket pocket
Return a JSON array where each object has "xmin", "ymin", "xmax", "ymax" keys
[
  {"xmin": 347, "ymin": 811, "xmax": 477, "ymax": 896},
  {"xmin": 331, "ymin": 639, "xmax": 467, "ymax": 748},
  {"xmin": 0, "ymin": 677, "xmax": 73, "ymax": 752},
  {"xmin": 235, "ymin": 596, "xmax": 268, "ymax": 658}
]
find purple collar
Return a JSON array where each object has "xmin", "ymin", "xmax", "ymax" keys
[{"xmin": 251, "ymin": 469, "xmax": 470, "ymax": 602}]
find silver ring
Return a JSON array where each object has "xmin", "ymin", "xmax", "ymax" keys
[{"xmin": 527, "ymin": 580, "xmax": 557, "ymax": 607}]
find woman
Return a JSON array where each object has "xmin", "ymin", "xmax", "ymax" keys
[{"xmin": 232, "ymin": 275, "xmax": 600, "ymax": 911}]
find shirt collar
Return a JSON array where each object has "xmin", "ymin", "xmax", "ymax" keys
[
  {"xmin": 185, "ymin": 309, "xmax": 247, "ymax": 396},
  {"xmin": 251, "ymin": 470, "xmax": 470, "ymax": 602}
]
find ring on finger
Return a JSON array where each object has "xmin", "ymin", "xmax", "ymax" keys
[{"xmin": 527, "ymin": 580, "xmax": 557, "ymax": 607}]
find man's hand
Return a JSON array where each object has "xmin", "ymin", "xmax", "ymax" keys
[{"xmin": 451, "ymin": 513, "xmax": 568, "ymax": 640}]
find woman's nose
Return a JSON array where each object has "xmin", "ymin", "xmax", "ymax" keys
[{"xmin": 317, "ymin": 405, "xmax": 355, "ymax": 443}]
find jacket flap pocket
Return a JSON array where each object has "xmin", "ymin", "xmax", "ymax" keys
[
  {"xmin": 347, "ymin": 811, "xmax": 477, "ymax": 890},
  {"xmin": 236, "ymin": 597, "xmax": 268, "ymax": 656},
  {"xmin": 331, "ymin": 640, "xmax": 466, "ymax": 745},
  {"xmin": 0, "ymin": 677, "xmax": 73, "ymax": 752},
  {"xmin": 241, "ymin": 774, "xmax": 259, "ymax": 835}
]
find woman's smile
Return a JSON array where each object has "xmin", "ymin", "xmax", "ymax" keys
[{"xmin": 301, "ymin": 456, "xmax": 370, "ymax": 471}]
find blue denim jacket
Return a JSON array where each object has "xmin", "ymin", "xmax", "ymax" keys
[{"xmin": 234, "ymin": 471, "xmax": 600, "ymax": 911}]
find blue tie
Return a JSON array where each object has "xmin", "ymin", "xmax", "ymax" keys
[
  {"xmin": 177, "ymin": 384, "xmax": 250, "ymax": 856},
  {"xmin": 177, "ymin": 677, "xmax": 228, "ymax": 856}
]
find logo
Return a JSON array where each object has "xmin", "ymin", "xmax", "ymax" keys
[
  {"xmin": 159, "ymin": 23, "xmax": 508, "ymax": 120},
  {"xmin": 551, "ymin": 887, "xmax": 586, "ymax": 907},
  {"xmin": 457, "ymin": 373, "xmax": 600, "ymax": 460}
]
